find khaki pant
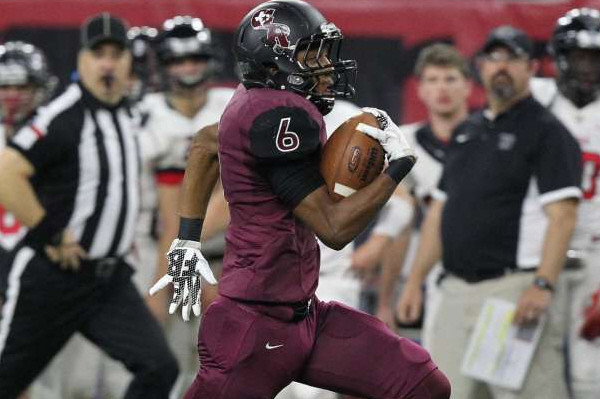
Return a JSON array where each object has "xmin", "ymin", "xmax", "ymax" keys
[
  {"xmin": 425, "ymin": 272, "xmax": 568, "ymax": 399},
  {"xmin": 568, "ymin": 244, "xmax": 600, "ymax": 399}
]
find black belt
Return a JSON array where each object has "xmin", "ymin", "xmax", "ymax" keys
[
  {"xmin": 81, "ymin": 256, "xmax": 122, "ymax": 278},
  {"xmin": 234, "ymin": 297, "xmax": 313, "ymax": 322},
  {"xmin": 564, "ymin": 252, "xmax": 585, "ymax": 270},
  {"xmin": 440, "ymin": 267, "xmax": 536, "ymax": 285}
]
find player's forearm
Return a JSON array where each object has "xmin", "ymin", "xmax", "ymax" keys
[
  {"xmin": 0, "ymin": 149, "xmax": 44, "ymax": 227},
  {"xmin": 156, "ymin": 185, "xmax": 180, "ymax": 281},
  {"xmin": 151, "ymin": 233, "xmax": 173, "ymax": 304},
  {"xmin": 201, "ymin": 182, "xmax": 230, "ymax": 241},
  {"xmin": 378, "ymin": 227, "xmax": 412, "ymax": 308},
  {"xmin": 320, "ymin": 174, "xmax": 399, "ymax": 249},
  {"xmin": 178, "ymin": 125, "xmax": 220, "ymax": 220},
  {"xmin": 407, "ymin": 200, "xmax": 443, "ymax": 285},
  {"xmin": 537, "ymin": 199, "xmax": 578, "ymax": 284}
]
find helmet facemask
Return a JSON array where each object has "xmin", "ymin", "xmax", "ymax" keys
[
  {"xmin": 157, "ymin": 17, "xmax": 219, "ymax": 93},
  {"xmin": 236, "ymin": 10, "xmax": 357, "ymax": 115},
  {"xmin": 0, "ymin": 85, "xmax": 38, "ymax": 128},
  {"xmin": 555, "ymin": 48, "xmax": 600, "ymax": 107},
  {"xmin": 0, "ymin": 60, "xmax": 54, "ymax": 129},
  {"xmin": 163, "ymin": 53, "xmax": 217, "ymax": 92},
  {"xmin": 550, "ymin": 8, "xmax": 600, "ymax": 107},
  {"xmin": 282, "ymin": 26, "xmax": 356, "ymax": 115}
]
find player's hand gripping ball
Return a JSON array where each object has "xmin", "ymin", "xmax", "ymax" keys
[{"xmin": 320, "ymin": 112, "xmax": 385, "ymax": 202}]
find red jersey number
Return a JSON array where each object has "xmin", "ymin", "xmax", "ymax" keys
[{"xmin": 582, "ymin": 152, "xmax": 600, "ymax": 200}]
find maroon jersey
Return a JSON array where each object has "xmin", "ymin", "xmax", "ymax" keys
[{"xmin": 218, "ymin": 85, "xmax": 327, "ymax": 303}]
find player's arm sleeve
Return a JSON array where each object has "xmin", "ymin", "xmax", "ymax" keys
[
  {"xmin": 154, "ymin": 138, "xmax": 188, "ymax": 186},
  {"xmin": 535, "ymin": 120, "xmax": 583, "ymax": 205},
  {"xmin": 249, "ymin": 106, "xmax": 325, "ymax": 208},
  {"xmin": 8, "ymin": 114, "xmax": 75, "ymax": 173},
  {"xmin": 372, "ymin": 191, "xmax": 414, "ymax": 237}
]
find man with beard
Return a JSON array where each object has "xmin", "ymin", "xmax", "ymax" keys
[{"xmin": 397, "ymin": 26, "xmax": 582, "ymax": 398}]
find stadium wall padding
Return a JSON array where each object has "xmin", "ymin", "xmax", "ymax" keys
[{"xmin": 0, "ymin": 0, "xmax": 595, "ymax": 122}]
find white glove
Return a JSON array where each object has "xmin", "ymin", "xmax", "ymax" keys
[
  {"xmin": 149, "ymin": 239, "xmax": 217, "ymax": 321},
  {"xmin": 356, "ymin": 107, "xmax": 415, "ymax": 162}
]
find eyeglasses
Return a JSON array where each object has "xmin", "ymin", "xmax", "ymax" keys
[{"xmin": 481, "ymin": 51, "xmax": 528, "ymax": 63}]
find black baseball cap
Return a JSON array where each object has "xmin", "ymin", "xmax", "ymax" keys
[
  {"xmin": 81, "ymin": 13, "xmax": 130, "ymax": 49},
  {"xmin": 480, "ymin": 25, "xmax": 533, "ymax": 58}
]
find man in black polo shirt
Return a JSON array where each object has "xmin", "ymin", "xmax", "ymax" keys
[{"xmin": 398, "ymin": 26, "xmax": 582, "ymax": 398}]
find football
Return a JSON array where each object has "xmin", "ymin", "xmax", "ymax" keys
[{"xmin": 320, "ymin": 112, "xmax": 385, "ymax": 202}]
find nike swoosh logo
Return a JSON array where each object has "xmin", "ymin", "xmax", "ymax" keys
[{"xmin": 265, "ymin": 342, "xmax": 284, "ymax": 350}]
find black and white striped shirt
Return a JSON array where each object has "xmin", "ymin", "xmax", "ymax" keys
[{"xmin": 9, "ymin": 83, "xmax": 140, "ymax": 259}]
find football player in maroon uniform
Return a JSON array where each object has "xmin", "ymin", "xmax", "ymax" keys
[{"xmin": 150, "ymin": 1, "xmax": 450, "ymax": 398}]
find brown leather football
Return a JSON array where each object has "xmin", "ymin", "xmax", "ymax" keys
[{"xmin": 320, "ymin": 112, "xmax": 385, "ymax": 202}]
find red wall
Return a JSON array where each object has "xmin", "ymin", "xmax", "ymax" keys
[{"xmin": 2, "ymin": 0, "xmax": 598, "ymax": 122}]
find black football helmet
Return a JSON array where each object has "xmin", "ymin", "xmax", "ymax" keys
[
  {"xmin": 548, "ymin": 8, "xmax": 600, "ymax": 107},
  {"xmin": 155, "ymin": 16, "xmax": 219, "ymax": 90},
  {"xmin": 0, "ymin": 41, "xmax": 57, "ymax": 127},
  {"xmin": 127, "ymin": 26, "xmax": 159, "ymax": 100},
  {"xmin": 234, "ymin": 0, "xmax": 357, "ymax": 115}
]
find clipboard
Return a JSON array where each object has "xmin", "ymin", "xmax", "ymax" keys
[{"xmin": 461, "ymin": 297, "xmax": 546, "ymax": 390}]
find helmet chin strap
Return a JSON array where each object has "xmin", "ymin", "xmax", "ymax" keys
[
  {"xmin": 305, "ymin": 93, "xmax": 334, "ymax": 115},
  {"xmin": 169, "ymin": 71, "xmax": 209, "ymax": 92}
]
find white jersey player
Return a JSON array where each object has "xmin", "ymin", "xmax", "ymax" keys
[
  {"xmin": 393, "ymin": 44, "xmax": 471, "ymax": 345},
  {"xmin": 530, "ymin": 8, "xmax": 600, "ymax": 399},
  {"xmin": 135, "ymin": 87, "xmax": 234, "ymax": 289},
  {"xmin": 137, "ymin": 16, "xmax": 235, "ymax": 398},
  {"xmin": 401, "ymin": 122, "xmax": 447, "ymax": 204},
  {"xmin": 0, "ymin": 42, "xmax": 55, "ymax": 253}
]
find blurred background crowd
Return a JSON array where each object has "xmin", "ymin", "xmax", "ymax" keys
[{"xmin": 1, "ymin": 0, "xmax": 600, "ymax": 398}]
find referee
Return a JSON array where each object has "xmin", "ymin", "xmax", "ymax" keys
[
  {"xmin": 0, "ymin": 14, "xmax": 177, "ymax": 398},
  {"xmin": 398, "ymin": 26, "xmax": 582, "ymax": 398}
]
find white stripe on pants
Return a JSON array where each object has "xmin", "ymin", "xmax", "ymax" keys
[{"xmin": 0, "ymin": 247, "xmax": 34, "ymax": 360}]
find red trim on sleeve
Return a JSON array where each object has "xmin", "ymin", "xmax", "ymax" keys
[
  {"xmin": 30, "ymin": 125, "xmax": 44, "ymax": 139},
  {"xmin": 156, "ymin": 171, "xmax": 185, "ymax": 186}
]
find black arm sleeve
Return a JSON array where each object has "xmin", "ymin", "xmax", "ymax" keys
[
  {"xmin": 535, "ymin": 117, "xmax": 582, "ymax": 203},
  {"xmin": 8, "ymin": 112, "xmax": 75, "ymax": 172},
  {"xmin": 249, "ymin": 106, "xmax": 325, "ymax": 208},
  {"xmin": 261, "ymin": 151, "xmax": 325, "ymax": 208}
]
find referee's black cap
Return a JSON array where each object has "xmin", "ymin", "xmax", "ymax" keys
[
  {"xmin": 480, "ymin": 26, "xmax": 533, "ymax": 58},
  {"xmin": 81, "ymin": 13, "xmax": 130, "ymax": 50}
]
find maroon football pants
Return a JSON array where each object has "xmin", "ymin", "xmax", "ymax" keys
[{"xmin": 185, "ymin": 295, "xmax": 448, "ymax": 399}]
